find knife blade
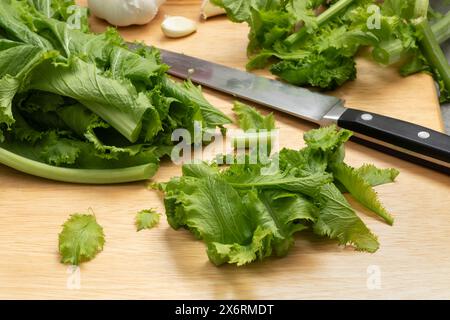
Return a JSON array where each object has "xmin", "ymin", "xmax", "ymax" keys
[{"xmin": 159, "ymin": 49, "xmax": 450, "ymax": 174}]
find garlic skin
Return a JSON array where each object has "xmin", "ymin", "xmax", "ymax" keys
[
  {"xmin": 161, "ymin": 16, "xmax": 198, "ymax": 38},
  {"xmin": 201, "ymin": 0, "xmax": 226, "ymax": 19},
  {"xmin": 88, "ymin": 0, "xmax": 166, "ymax": 27}
]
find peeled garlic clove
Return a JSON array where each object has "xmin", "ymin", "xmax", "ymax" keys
[
  {"xmin": 161, "ymin": 16, "xmax": 198, "ymax": 38},
  {"xmin": 201, "ymin": 0, "xmax": 226, "ymax": 19}
]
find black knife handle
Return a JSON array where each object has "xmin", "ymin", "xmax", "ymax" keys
[{"xmin": 337, "ymin": 108, "xmax": 450, "ymax": 174}]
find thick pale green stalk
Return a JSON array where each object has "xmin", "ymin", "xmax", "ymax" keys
[
  {"xmin": 372, "ymin": 39, "xmax": 404, "ymax": 65},
  {"xmin": 416, "ymin": 18, "xmax": 450, "ymax": 97},
  {"xmin": 373, "ymin": 11, "xmax": 450, "ymax": 65},
  {"xmin": 433, "ymin": 11, "xmax": 450, "ymax": 44},
  {"xmin": 414, "ymin": 0, "xmax": 429, "ymax": 19},
  {"xmin": 284, "ymin": 0, "xmax": 355, "ymax": 46},
  {"xmin": 231, "ymin": 131, "xmax": 274, "ymax": 149},
  {"xmin": 0, "ymin": 147, "xmax": 158, "ymax": 184}
]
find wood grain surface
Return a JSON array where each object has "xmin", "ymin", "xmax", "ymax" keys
[{"xmin": 0, "ymin": 0, "xmax": 449, "ymax": 300}]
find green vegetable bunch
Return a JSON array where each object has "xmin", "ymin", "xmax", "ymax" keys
[
  {"xmin": 0, "ymin": 0, "xmax": 231, "ymax": 183},
  {"xmin": 212, "ymin": 0, "xmax": 450, "ymax": 101},
  {"xmin": 156, "ymin": 103, "xmax": 399, "ymax": 266}
]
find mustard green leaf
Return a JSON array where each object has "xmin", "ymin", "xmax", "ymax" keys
[
  {"xmin": 355, "ymin": 164, "xmax": 400, "ymax": 187},
  {"xmin": 232, "ymin": 101, "xmax": 275, "ymax": 131},
  {"xmin": 332, "ymin": 162, "xmax": 395, "ymax": 225},
  {"xmin": 0, "ymin": 0, "xmax": 227, "ymax": 183},
  {"xmin": 157, "ymin": 123, "xmax": 395, "ymax": 265},
  {"xmin": 304, "ymin": 125, "xmax": 353, "ymax": 152},
  {"xmin": 313, "ymin": 183, "xmax": 380, "ymax": 252},
  {"xmin": 58, "ymin": 213, "xmax": 105, "ymax": 265}
]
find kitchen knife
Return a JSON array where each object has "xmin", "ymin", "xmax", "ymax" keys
[{"xmin": 159, "ymin": 49, "xmax": 450, "ymax": 174}]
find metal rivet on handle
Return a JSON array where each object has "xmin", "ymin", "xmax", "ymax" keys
[
  {"xmin": 361, "ymin": 113, "xmax": 373, "ymax": 121},
  {"xmin": 418, "ymin": 131, "xmax": 430, "ymax": 139}
]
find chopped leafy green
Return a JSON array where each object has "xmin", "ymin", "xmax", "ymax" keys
[
  {"xmin": 156, "ymin": 125, "xmax": 398, "ymax": 266},
  {"xmin": 213, "ymin": 0, "xmax": 450, "ymax": 100},
  {"xmin": 161, "ymin": 77, "xmax": 232, "ymax": 129},
  {"xmin": 0, "ymin": 0, "xmax": 229, "ymax": 183},
  {"xmin": 270, "ymin": 51, "xmax": 357, "ymax": 90},
  {"xmin": 135, "ymin": 209, "xmax": 161, "ymax": 231},
  {"xmin": 313, "ymin": 183, "xmax": 379, "ymax": 253},
  {"xmin": 231, "ymin": 101, "xmax": 277, "ymax": 152},
  {"xmin": 58, "ymin": 213, "xmax": 105, "ymax": 265},
  {"xmin": 303, "ymin": 124, "xmax": 353, "ymax": 152},
  {"xmin": 232, "ymin": 101, "xmax": 275, "ymax": 131},
  {"xmin": 223, "ymin": 166, "xmax": 333, "ymax": 197},
  {"xmin": 332, "ymin": 162, "xmax": 394, "ymax": 225},
  {"xmin": 355, "ymin": 164, "xmax": 400, "ymax": 187},
  {"xmin": 212, "ymin": 0, "xmax": 373, "ymax": 89},
  {"xmin": 415, "ymin": 17, "xmax": 450, "ymax": 103},
  {"xmin": 210, "ymin": 0, "xmax": 253, "ymax": 23},
  {"xmin": 371, "ymin": 1, "xmax": 450, "ymax": 102}
]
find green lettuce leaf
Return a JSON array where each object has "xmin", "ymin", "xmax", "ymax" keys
[
  {"xmin": 270, "ymin": 50, "xmax": 357, "ymax": 90},
  {"xmin": 41, "ymin": 131, "xmax": 80, "ymax": 166},
  {"xmin": 161, "ymin": 77, "xmax": 231, "ymax": 129},
  {"xmin": 286, "ymin": 0, "xmax": 320, "ymax": 29},
  {"xmin": 28, "ymin": 57, "xmax": 161, "ymax": 143},
  {"xmin": 355, "ymin": 164, "xmax": 400, "ymax": 187},
  {"xmin": 304, "ymin": 124, "xmax": 353, "ymax": 152},
  {"xmin": 157, "ymin": 126, "xmax": 397, "ymax": 265},
  {"xmin": 0, "ymin": 0, "xmax": 52, "ymax": 49},
  {"xmin": 214, "ymin": 0, "xmax": 449, "ymax": 96},
  {"xmin": 210, "ymin": 0, "xmax": 281, "ymax": 23},
  {"xmin": 222, "ymin": 163, "xmax": 332, "ymax": 197},
  {"xmin": 210, "ymin": 0, "xmax": 252, "ymax": 22},
  {"xmin": 182, "ymin": 162, "xmax": 220, "ymax": 179},
  {"xmin": 162, "ymin": 174, "xmax": 319, "ymax": 266},
  {"xmin": 247, "ymin": 189, "xmax": 317, "ymax": 256},
  {"xmin": 0, "ymin": 0, "xmax": 228, "ymax": 183},
  {"xmin": 313, "ymin": 183, "xmax": 379, "ymax": 252},
  {"xmin": 332, "ymin": 162, "xmax": 395, "ymax": 225},
  {"xmin": 58, "ymin": 213, "xmax": 105, "ymax": 265},
  {"xmin": 232, "ymin": 101, "xmax": 275, "ymax": 131},
  {"xmin": 0, "ymin": 41, "xmax": 57, "ymax": 135}
]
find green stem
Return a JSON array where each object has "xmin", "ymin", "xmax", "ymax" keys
[
  {"xmin": 432, "ymin": 11, "xmax": 450, "ymax": 44},
  {"xmin": 372, "ymin": 39, "xmax": 405, "ymax": 65},
  {"xmin": 231, "ymin": 131, "xmax": 274, "ymax": 149},
  {"xmin": 414, "ymin": 0, "xmax": 429, "ymax": 19},
  {"xmin": 0, "ymin": 147, "xmax": 158, "ymax": 184},
  {"xmin": 316, "ymin": 0, "xmax": 354, "ymax": 25},
  {"xmin": 284, "ymin": 0, "xmax": 355, "ymax": 46},
  {"xmin": 416, "ymin": 18, "xmax": 450, "ymax": 97},
  {"xmin": 373, "ymin": 11, "xmax": 450, "ymax": 65}
]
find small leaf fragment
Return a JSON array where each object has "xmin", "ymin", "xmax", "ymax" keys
[{"xmin": 135, "ymin": 209, "xmax": 161, "ymax": 232}]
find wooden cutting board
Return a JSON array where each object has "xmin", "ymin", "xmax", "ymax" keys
[{"xmin": 0, "ymin": 0, "xmax": 449, "ymax": 299}]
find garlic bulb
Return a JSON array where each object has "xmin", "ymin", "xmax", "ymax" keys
[
  {"xmin": 88, "ymin": 0, "xmax": 166, "ymax": 27},
  {"xmin": 161, "ymin": 16, "xmax": 198, "ymax": 38},
  {"xmin": 201, "ymin": 0, "xmax": 226, "ymax": 19}
]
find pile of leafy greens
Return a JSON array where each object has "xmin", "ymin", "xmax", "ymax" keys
[
  {"xmin": 211, "ymin": 0, "xmax": 450, "ymax": 102},
  {"xmin": 156, "ymin": 103, "xmax": 399, "ymax": 266},
  {"xmin": 0, "ymin": 0, "xmax": 230, "ymax": 183}
]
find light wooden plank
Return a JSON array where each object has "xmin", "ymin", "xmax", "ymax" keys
[{"xmin": 0, "ymin": 0, "xmax": 449, "ymax": 300}]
